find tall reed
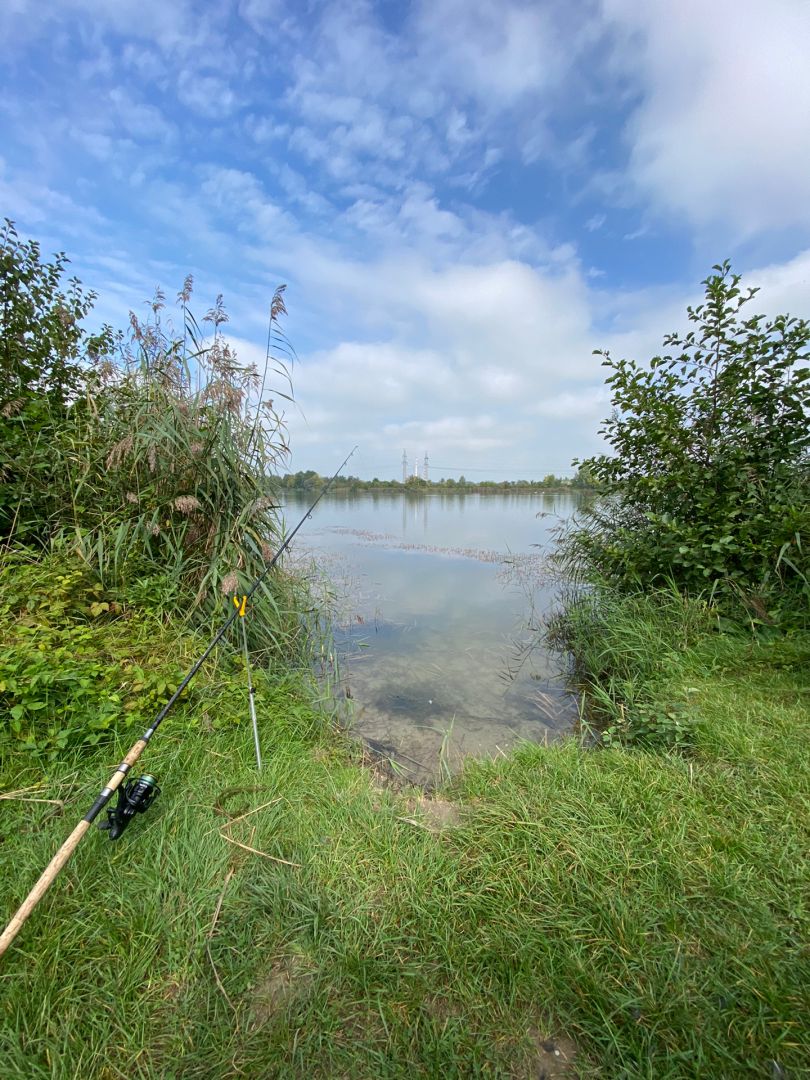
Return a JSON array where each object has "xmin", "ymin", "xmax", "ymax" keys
[{"xmin": 60, "ymin": 280, "xmax": 299, "ymax": 654}]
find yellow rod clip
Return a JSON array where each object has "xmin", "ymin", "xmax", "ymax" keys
[{"xmin": 233, "ymin": 595, "xmax": 247, "ymax": 618}]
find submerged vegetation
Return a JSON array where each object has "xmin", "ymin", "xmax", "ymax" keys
[{"xmin": 1, "ymin": 230, "xmax": 808, "ymax": 1076}]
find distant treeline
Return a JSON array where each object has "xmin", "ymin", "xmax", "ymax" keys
[{"xmin": 277, "ymin": 467, "xmax": 596, "ymax": 493}]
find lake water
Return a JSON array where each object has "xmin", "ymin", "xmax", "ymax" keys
[{"xmin": 285, "ymin": 491, "xmax": 583, "ymax": 784}]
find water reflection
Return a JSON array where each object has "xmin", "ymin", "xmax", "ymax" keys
[{"xmin": 286, "ymin": 491, "xmax": 584, "ymax": 783}]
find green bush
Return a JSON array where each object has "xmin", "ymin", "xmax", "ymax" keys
[
  {"xmin": 0, "ymin": 219, "xmax": 115, "ymax": 541},
  {"xmin": 561, "ymin": 262, "xmax": 810, "ymax": 627},
  {"xmin": 1, "ymin": 224, "xmax": 300, "ymax": 654}
]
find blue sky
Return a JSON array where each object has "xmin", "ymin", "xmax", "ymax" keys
[{"xmin": 2, "ymin": 0, "xmax": 809, "ymax": 479}]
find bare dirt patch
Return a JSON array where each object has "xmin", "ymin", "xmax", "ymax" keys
[
  {"xmin": 249, "ymin": 953, "xmax": 316, "ymax": 1030},
  {"xmin": 524, "ymin": 1032, "xmax": 579, "ymax": 1079},
  {"xmin": 403, "ymin": 795, "xmax": 462, "ymax": 831}
]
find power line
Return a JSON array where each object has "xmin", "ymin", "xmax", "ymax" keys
[
  {"xmin": 360, "ymin": 462, "xmax": 576, "ymax": 476},
  {"xmin": 429, "ymin": 464, "xmax": 575, "ymax": 475},
  {"xmin": 320, "ymin": 457, "xmax": 578, "ymax": 478}
]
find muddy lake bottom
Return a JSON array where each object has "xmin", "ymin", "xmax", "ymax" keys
[{"xmin": 286, "ymin": 493, "xmax": 583, "ymax": 785}]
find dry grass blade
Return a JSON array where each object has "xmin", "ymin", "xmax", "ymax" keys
[
  {"xmin": 204, "ymin": 798, "xmax": 282, "ymax": 837},
  {"xmin": 218, "ymin": 831, "xmax": 301, "ymax": 867},
  {"xmin": 206, "ymin": 866, "xmax": 238, "ymax": 1020},
  {"xmin": 394, "ymin": 816, "xmax": 432, "ymax": 831},
  {"xmin": 0, "ymin": 785, "xmax": 46, "ymax": 798},
  {"xmin": 0, "ymin": 795, "xmax": 65, "ymax": 808}
]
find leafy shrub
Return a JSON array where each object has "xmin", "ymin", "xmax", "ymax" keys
[
  {"xmin": 0, "ymin": 219, "xmax": 115, "ymax": 541},
  {"xmin": 561, "ymin": 262, "xmax": 810, "ymax": 627},
  {"xmin": 1, "ymin": 223, "xmax": 301, "ymax": 655}
]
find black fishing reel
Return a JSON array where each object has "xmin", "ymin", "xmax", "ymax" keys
[{"xmin": 99, "ymin": 774, "xmax": 160, "ymax": 840}]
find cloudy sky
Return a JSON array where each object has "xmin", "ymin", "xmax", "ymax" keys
[{"xmin": 2, "ymin": 0, "xmax": 809, "ymax": 479}]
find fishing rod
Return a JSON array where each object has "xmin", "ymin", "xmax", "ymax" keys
[{"xmin": 0, "ymin": 446, "xmax": 357, "ymax": 960}]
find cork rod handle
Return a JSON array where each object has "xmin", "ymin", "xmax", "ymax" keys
[{"xmin": 0, "ymin": 739, "xmax": 148, "ymax": 960}]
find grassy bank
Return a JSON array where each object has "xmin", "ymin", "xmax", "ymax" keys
[{"xmin": 1, "ymin": 562, "xmax": 808, "ymax": 1077}]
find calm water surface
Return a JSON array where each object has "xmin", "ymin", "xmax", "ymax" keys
[{"xmin": 286, "ymin": 491, "xmax": 582, "ymax": 782}]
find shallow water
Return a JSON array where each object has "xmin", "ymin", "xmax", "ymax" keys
[{"xmin": 286, "ymin": 491, "xmax": 583, "ymax": 783}]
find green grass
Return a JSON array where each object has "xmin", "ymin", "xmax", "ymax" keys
[{"xmin": 1, "ymin": 581, "xmax": 808, "ymax": 1077}]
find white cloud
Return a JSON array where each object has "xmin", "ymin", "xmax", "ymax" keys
[
  {"xmin": 0, "ymin": 159, "xmax": 108, "ymax": 237},
  {"xmin": 237, "ymin": 250, "xmax": 609, "ymax": 473},
  {"xmin": 446, "ymin": 108, "xmax": 473, "ymax": 148},
  {"xmin": 296, "ymin": 342, "xmax": 454, "ymax": 411},
  {"xmin": 605, "ymin": 0, "xmax": 810, "ymax": 235},
  {"xmin": 2, "ymin": 0, "xmax": 202, "ymax": 52},
  {"xmin": 267, "ymin": 237, "xmax": 810, "ymax": 476},
  {"xmin": 413, "ymin": 0, "xmax": 566, "ymax": 108},
  {"xmin": 747, "ymin": 248, "xmax": 810, "ymax": 318},
  {"xmin": 531, "ymin": 386, "xmax": 610, "ymax": 418},
  {"xmin": 70, "ymin": 129, "xmax": 120, "ymax": 162},
  {"xmin": 342, "ymin": 183, "xmax": 467, "ymax": 252},
  {"xmin": 270, "ymin": 164, "xmax": 333, "ymax": 217},
  {"xmin": 383, "ymin": 415, "xmax": 509, "ymax": 454},
  {"xmin": 176, "ymin": 71, "xmax": 240, "ymax": 120},
  {"xmin": 246, "ymin": 116, "xmax": 290, "ymax": 143},
  {"xmin": 477, "ymin": 367, "xmax": 524, "ymax": 401},
  {"xmin": 410, "ymin": 260, "xmax": 594, "ymax": 381},
  {"xmin": 3, "ymin": 0, "xmax": 808, "ymax": 484},
  {"xmin": 275, "ymin": 0, "xmax": 584, "ymax": 196},
  {"xmin": 108, "ymin": 88, "xmax": 175, "ymax": 141},
  {"xmin": 237, "ymin": 0, "xmax": 284, "ymax": 36},
  {"xmin": 198, "ymin": 166, "xmax": 294, "ymax": 244}
]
